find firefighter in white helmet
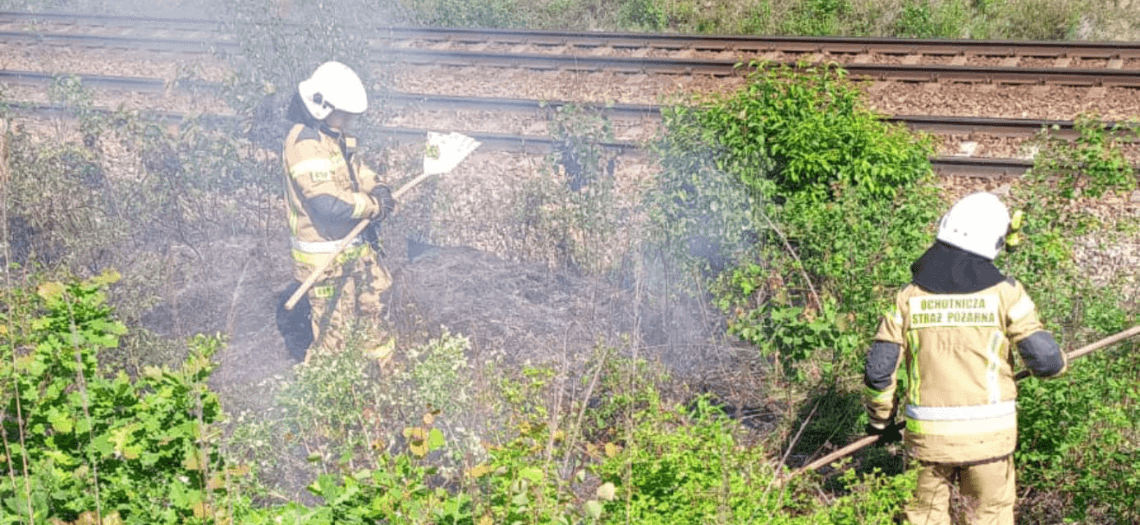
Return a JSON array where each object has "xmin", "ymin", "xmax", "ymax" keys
[
  {"xmin": 277, "ymin": 61, "xmax": 397, "ymax": 362},
  {"xmin": 863, "ymin": 192, "xmax": 1067, "ymax": 525}
]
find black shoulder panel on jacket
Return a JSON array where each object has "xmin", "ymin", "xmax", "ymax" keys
[
  {"xmin": 864, "ymin": 341, "xmax": 902, "ymax": 391},
  {"xmin": 305, "ymin": 194, "xmax": 356, "ymax": 239},
  {"xmin": 1017, "ymin": 331, "xmax": 1064, "ymax": 378}
]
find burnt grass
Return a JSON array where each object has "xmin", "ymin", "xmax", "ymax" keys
[{"xmin": 117, "ymin": 213, "xmax": 775, "ymax": 500}]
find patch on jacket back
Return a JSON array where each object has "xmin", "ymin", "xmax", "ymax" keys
[{"xmin": 908, "ymin": 294, "xmax": 999, "ymax": 328}]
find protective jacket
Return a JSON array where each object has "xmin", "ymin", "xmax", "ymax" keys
[
  {"xmin": 281, "ymin": 99, "xmax": 385, "ymax": 280},
  {"xmin": 864, "ymin": 242, "xmax": 1067, "ymax": 464}
]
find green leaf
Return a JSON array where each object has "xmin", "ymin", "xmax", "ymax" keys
[
  {"xmin": 48, "ymin": 409, "xmax": 73, "ymax": 434},
  {"xmin": 584, "ymin": 500, "xmax": 603, "ymax": 520},
  {"xmin": 519, "ymin": 466, "xmax": 544, "ymax": 483},
  {"xmin": 428, "ymin": 427, "xmax": 445, "ymax": 451}
]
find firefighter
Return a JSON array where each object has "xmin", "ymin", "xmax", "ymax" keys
[
  {"xmin": 278, "ymin": 61, "xmax": 397, "ymax": 362},
  {"xmin": 862, "ymin": 192, "xmax": 1067, "ymax": 525}
]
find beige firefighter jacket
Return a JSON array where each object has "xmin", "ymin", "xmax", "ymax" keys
[
  {"xmin": 281, "ymin": 122, "xmax": 387, "ymax": 281},
  {"xmin": 864, "ymin": 278, "xmax": 1067, "ymax": 464}
]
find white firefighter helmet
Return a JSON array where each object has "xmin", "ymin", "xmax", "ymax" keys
[
  {"xmin": 297, "ymin": 61, "xmax": 367, "ymax": 121},
  {"xmin": 936, "ymin": 192, "xmax": 1011, "ymax": 260}
]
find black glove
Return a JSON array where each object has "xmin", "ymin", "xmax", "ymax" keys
[
  {"xmin": 370, "ymin": 185, "xmax": 397, "ymax": 222},
  {"xmin": 362, "ymin": 220, "xmax": 383, "ymax": 254},
  {"xmin": 865, "ymin": 422, "xmax": 903, "ymax": 446}
]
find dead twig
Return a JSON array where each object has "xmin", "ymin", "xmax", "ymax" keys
[
  {"xmin": 0, "ymin": 118, "xmax": 36, "ymax": 525},
  {"xmin": 758, "ymin": 208, "xmax": 821, "ymax": 311},
  {"xmin": 766, "ymin": 399, "xmax": 820, "ymax": 494}
]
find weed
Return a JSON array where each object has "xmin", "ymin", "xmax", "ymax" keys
[
  {"xmin": 617, "ymin": 0, "xmax": 670, "ymax": 31},
  {"xmin": 892, "ymin": 0, "xmax": 971, "ymax": 38},
  {"xmin": 994, "ymin": 0, "xmax": 1090, "ymax": 39},
  {"xmin": 782, "ymin": 0, "xmax": 851, "ymax": 36},
  {"xmin": 509, "ymin": 103, "xmax": 628, "ymax": 273},
  {"xmin": 0, "ymin": 274, "xmax": 235, "ymax": 524},
  {"xmin": 1000, "ymin": 144, "xmax": 1140, "ymax": 522},
  {"xmin": 405, "ymin": 0, "xmax": 522, "ymax": 27},
  {"xmin": 1028, "ymin": 114, "xmax": 1138, "ymax": 199}
]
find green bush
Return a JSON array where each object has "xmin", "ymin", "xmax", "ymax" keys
[
  {"xmin": 0, "ymin": 274, "xmax": 926, "ymax": 524},
  {"xmin": 617, "ymin": 0, "xmax": 669, "ymax": 30},
  {"xmin": 3, "ymin": 78, "xmax": 277, "ymax": 369},
  {"xmin": 541, "ymin": 103, "xmax": 625, "ymax": 273},
  {"xmin": 594, "ymin": 397, "xmax": 914, "ymax": 524},
  {"xmin": 403, "ymin": 0, "xmax": 522, "ymax": 28},
  {"xmin": 651, "ymin": 62, "xmax": 940, "ymax": 377},
  {"xmin": 1000, "ymin": 151, "xmax": 1140, "ymax": 522},
  {"xmin": 892, "ymin": 0, "xmax": 970, "ymax": 38},
  {"xmin": 0, "ymin": 274, "xmax": 232, "ymax": 524},
  {"xmin": 781, "ymin": 0, "xmax": 850, "ymax": 36},
  {"xmin": 1017, "ymin": 347, "xmax": 1140, "ymax": 523}
]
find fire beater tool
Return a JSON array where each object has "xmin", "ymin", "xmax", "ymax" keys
[{"xmin": 285, "ymin": 131, "xmax": 480, "ymax": 310}]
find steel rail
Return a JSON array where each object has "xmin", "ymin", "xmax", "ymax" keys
[
  {"xmin": 0, "ymin": 30, "xmax": 224, "ymax": 54},
  {"xmin": 5, "ymin": 24, "xmax": 1138, "ymax": 86},
  {"xmin": 886, "ymin": 114, "xmax": 1064, "ymax": 136},
  {"xmin": 929, "ymin": 156, "xmax": 1032, "ymax": 178},
  {"xmin": 376, "ymin": 29, "xmax": 1140, "ymax": 59},
  {"xmin": 385, "ymin": 92, "xmax": 1119, "ymax": 140},
  {"xmin": 2, "ymin": 100, "xmax": 1036, "ymax": 178},
  {"xmin": 383, "ymin": 48, "xmax": 1140, "ymax": 85},
  {"xmin": 374, "ymin": 129, "xmax": 1033, "ymax": 181},
  {"xmin": 4, "ymin": 69, "xmax": 1105, "ymax": 139},
  {"xmin": 4, "ymin": 12, "xmax": 1140, "ymax": 84},
  {"xmin": 12, "ymin": 68, "xmax": 1131, "ymax": 145},
  {"xmin": 0, "ymin": 68, "xmax": 170, "ymax": 91},
  {"xmin": 385, "ymin": 92, "xmax": 661, "ymax": 118},
  {"xmin": 0, "ymin": 69, "xmax": 215, "ymax": 92},
  {"xmin": 0, "ymin": 10, "xmax": 220, "ymax": 31},
  {"xmin": 5, "ymin": 10, "xmax": 1140, "ymax": 59}
]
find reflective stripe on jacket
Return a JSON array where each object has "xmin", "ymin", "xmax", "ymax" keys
[{"xmin": 864, "ymin": 278, "xmax": 1064, "ymax": 463}]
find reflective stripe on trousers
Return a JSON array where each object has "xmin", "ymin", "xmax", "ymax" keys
[
  {"xmin": 291, "ymin": 236, "xmax": 362, "ymax": 254},
  {"xmin": 291, "ymin": 244, "xmax": 369, "ymax": 267}
]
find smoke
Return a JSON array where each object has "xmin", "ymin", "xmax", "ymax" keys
[{"xmin": 0, "ymin": 1, "xmax": 776, "ymax": 501}]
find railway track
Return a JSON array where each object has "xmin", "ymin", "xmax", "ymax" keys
[
  {"xmin": 2, "ymin": 71, "xmax": 1042, "ymax": 178},
  {"xmin": 3, "ymin": 11, "xmax": 1140, "ymax": 86},
  {"xmin": 4, "ymin": 11, "xmax": 1138, "ymax": 178},
  {"xmin": 8, "ymin": 100, "xmax": 1035, "ymax": 178},
  {"xmin": 6, "ymin": 11, "xmax": 1140, "ymax": 60},
  {"xmin": 3, "ymin": 67, "xmax": 1120, "ymax": 138}
]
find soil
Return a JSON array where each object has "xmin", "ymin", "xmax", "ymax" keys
[{"xmin": 177, "ymin": 199, "xmax": 745, "ymax": 420}]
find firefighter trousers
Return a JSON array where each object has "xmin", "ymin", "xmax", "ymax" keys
[
  {"xmin": 906, "ymin": 455, "xmax": 1015, "ymax": 525},
  {"xmin": 305, "ymin": 255, "xmax": 392, "ymax": 360}
]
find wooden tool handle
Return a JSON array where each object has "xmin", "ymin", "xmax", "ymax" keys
[
  {"xmin": 282, "ymin": 172, "xmax": 437, "ymax": 311},
  {"xmin": 793, "ymin": 324, "xmax": 1140, "ymax": 477}
]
